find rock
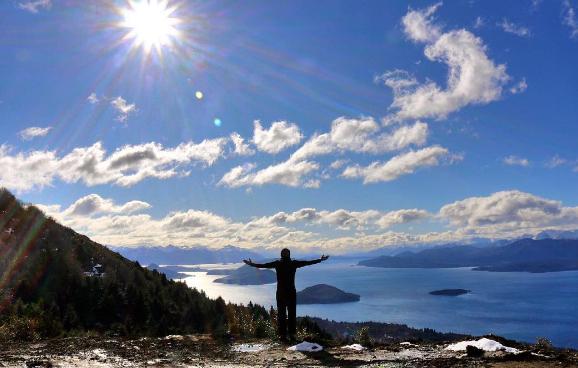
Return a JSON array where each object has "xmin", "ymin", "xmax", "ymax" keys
[
  {"xmin": 466, "ymin": 345, "xmax": 485, "ymax": 357},
  {"xmin": 429, "ymin": 289, "xmax": 470, "ymax": 296},
  {"xmin": 297, "ymin": 284, "xmax": 360, "ymax": 304}
]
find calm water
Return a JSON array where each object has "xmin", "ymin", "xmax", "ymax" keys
[{"xmin": 181, "ymin": 260, "xmax": 578, "ymax": 348}]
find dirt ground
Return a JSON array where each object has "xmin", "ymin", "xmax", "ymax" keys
[{"xmin": 1, "ymin": 335, "xmax": 577, "ymax": 367}]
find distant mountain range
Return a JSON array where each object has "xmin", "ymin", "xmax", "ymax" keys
[
  {"xmin": 359, "ymin": 238, "xmax": 578, "ymax": 273},
  {"xmin": 112, "ymin": 244, "xmax": 261, "ymax": 265}
]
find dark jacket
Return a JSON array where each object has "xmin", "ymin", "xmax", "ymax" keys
[{"xmin": 251, "ymin": 258, "xmax": 322, "ymax": 293}]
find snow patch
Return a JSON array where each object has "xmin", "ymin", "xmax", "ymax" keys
[
  {"xmin": 287, "ymin": 341, "xmax": 323, "ymax": 352},
  {"xmin": 163, "ymin": 334, "xmax": 184, "ymax": 340},
  {"xmin": 400, "ymin": 342, "xmax": 417, "ymax": 347},
  {"xmin": 445, "ymin": 338, "xmax": 519, "ymax": 353},
  {"xmin": 232, "ymin": 343, "xmax": 271, "ymax": 353},
  {"xmin": 341, "ymin": 343, "xmax": 365, "ymax": 351}
]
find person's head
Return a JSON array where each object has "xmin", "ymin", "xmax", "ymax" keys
[{"xmin": 280, "ymin": 248, "xmax": 291, "ymax": 260}]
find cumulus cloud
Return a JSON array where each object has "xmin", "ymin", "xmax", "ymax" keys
[
  {"xmin": 563, "ymin": 0, "xmax": 578, "ymax": 39},
  {"xmin": 219, "ymin": 160, "xmax": 319, "ymax": 188},
  {"xmin": 252, "ymin": 120, "xmax": 303, "ymax": 154},
  {"xmin": 230, "ymin": 132, "xmax": 255, "ymax": 156},
  {"xmin": 110, "ymin": 96, "xmax": 137, "ymax": 122},
  {"xmin": 329, "ymin": 159, "xmax": 348, "ymax": 170},
  {"xmin": 381, "ymin": 3, "xmax": 509, "ymax": 121},
  {"xmin": 36, "ymin": 190, "xmax": 578, "ymax": 252},
  {"xmin": 402, "ymin": 2, "xmax": 443, "ymax": 43},
  {"xmin": 291, "ymin": 117, "xmax": 428, "ymax": 161},
  {"xmin": 162, "ymin": 210, "xmax": 231, "ymax": 230},
  {"xmin": 249, "ymin": 207, "xmax": 430, "ymax": 231},
  {"xmin": 0, "ymin": 138, "xmax": 227, "ymax": 192},
  {"xmin": 220, "ymin": 117, "xmax": 430, "ymax": 189},
  {"xmin": 503, "ymin": 155, "xmax": 530, "ymax": 167},
  {"xmin": 499, "ymin": 19, "xmax": 531, "ymax": 37},
  {"xmin": 439, "ymin": 190, "xmax": 578, "ymax": 236},
  {"xmin": 342, "ymin": 145, "xmax": 457, "ymax": 184},
  {"xmin": 376, "ymin": 209, "xmax": 431, "ymax": 228},
  {"xmin": 62, "ymin": 194, "xmax": 150, "ymax": 217},
  {"xmin": 18, "ymin": 0, "xmax": 51, "ymax": 13},
  {"xmin": 18, "ymin": 126, "xmax": 52, "ymax": 141}
]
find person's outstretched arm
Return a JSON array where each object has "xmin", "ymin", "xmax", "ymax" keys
[
  {"xmin": 294, "ymin": 255, "xmax": 329, "ymax": 268},
  {"xmin": 243, "ymin": 258, "xmax": 277, "ymax": 269}
]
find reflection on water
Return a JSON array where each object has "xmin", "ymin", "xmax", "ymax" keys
[{"xmin": 181, "ymin": 259, "xmax": 578, "ymax": 348}]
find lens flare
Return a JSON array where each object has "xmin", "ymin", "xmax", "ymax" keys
[
  {"xmin": 195, "ymin": 91, "xmax": 203, "ymax": 100},
  {"xmin": 213, "ymin": 118, "xmax": 222, "ymax": 127},
  {"xmin": 120, "ymin": 0, "xmax": 181, "ymax": 54}
]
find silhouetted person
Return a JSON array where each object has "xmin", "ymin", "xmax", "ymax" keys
[{"xmin": 244, "ymin": 248, "xmax": 329, "ymax": 342}]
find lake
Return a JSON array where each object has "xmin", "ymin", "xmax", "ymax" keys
[{"xmin": 181, "ymin": 259, "xmax": 578, "ymax": 348}]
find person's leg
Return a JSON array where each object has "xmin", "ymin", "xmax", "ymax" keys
[
  {"xmin": 276, "ymin": 293, "xmax": 288, "ymax": 341},
  {"xmin": 288, "ymin": 290, "xmax": 297, "ymax": 340}
]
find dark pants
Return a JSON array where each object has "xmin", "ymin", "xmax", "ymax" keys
[{"xmin": 276, "ymin": 289, "xmax": 296, "ymax": 339}]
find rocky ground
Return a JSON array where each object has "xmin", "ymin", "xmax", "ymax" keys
[{"xmin": 1, "ymin": 335, "xmax": 577, "ymax": 367}]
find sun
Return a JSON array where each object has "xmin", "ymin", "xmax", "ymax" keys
[{"xmin": 120, "ymin": 0, "xmax": 181, "ymax": 54}]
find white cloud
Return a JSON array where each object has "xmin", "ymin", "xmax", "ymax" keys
[
  {"xmin": 499, "ymin": 19, "xmax": 531, "ymax": 37},
  {"xmin": 376, "ymin": 209, "xmax": 431, "ymax": 228},
  {"xmin": 509, "ymin": 78, "xmax": 528, "ymax": 94},
  {"xmin": 18, "ymin": 126, "xmax": 52, "ymax": 141},
  {"xmin": 402, "ymin": 2, "xmax": 443, "ymax": 43},
  {"xmin": 162, "ymin": 210, "xmax": 230, "ymax": 230},
  {"xmin": 563, "ymin": 0, "xmax": 578, "ymax": 39},
  {"xmin": 252, "ymin": 120, "xmax": 303, "ymax": 154},
  {"xmin": 220, "ymin": 117, "xmax": 430, "ymax": 189},
  {"xmin": 439, "ymin": 190, "xmax": 578, "ymax": 236},
  {"xmin": 382, "ymin": 3, "xmax": 509, "ymax": 121},
  {"xmin": 342, "ymin": 145, "xmax": 457, "ymax": 184},
  {"xmin": 87, "ymin": 93, "xmax": 99, "ymax": 104},
  {"xmin": 35, "ymin": 190, "xmax": 578, "ymax": 252},
  {"xmin": 62, "ymin": 194, "xmax": 150, "ymax": 217},
  {"xmin": 18, "ymin": 0, "xmax": 51, "ymax": 13},
  {"xmin": 291, "ymin": 118, "xmax": 428, "ymax": 161},
  {"xmin": 253, "ymin": 207, "xmax": 428, "ymax": 231},
  {"xmin": 230, "ymin": 132, "xmax": 255, "ymax": 156},
  {"xmin": 110, "ymin": 96, "xmax": 137, "ymax": 122},
  {"xmin": 219, "ymin": 160, "xmax": 319, "ymax": 188},
  {"xmin": 0, "ymin": 138, "xmax": 227, "ymax": 192},
  {"xmin": 503, "ymin": 155, "xmax": 530, "ymax": 167},
  {"xmin": 329, "ymin": 159, "xmax": 348, "ymax": 170},
  {"xmin": 303, "ymin": 179, "xmax": 321, "ymax": 189}
]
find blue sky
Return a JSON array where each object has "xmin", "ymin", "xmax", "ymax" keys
[{"xmin": 1, "ymin": 0, "xmax": 578, "ymax": 252}]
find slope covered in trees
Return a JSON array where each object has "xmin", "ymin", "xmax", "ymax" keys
[{"xmin": 0, "ymin": 188, "xmax": 273, "ymax": 340}]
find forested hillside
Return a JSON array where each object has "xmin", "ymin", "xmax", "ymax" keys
[{"xmin": 0, "ymin": 188, "xmax": 273, "ymax": 340}]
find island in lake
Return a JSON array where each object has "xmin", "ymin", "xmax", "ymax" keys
[
  {"xmin": 146, "ymin": 263, "xmax": 185, "ymax": 280},
  {"xmin": 297, "ymin": 284, "xmax": 360, "ymax": 304},
  {"xmin": 213, "ymin": 265, "xmax": 276, "ymax": 285},
  {"xmin": 429, "ymin": 289, "xmax": 470, "ymax": 296}
]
